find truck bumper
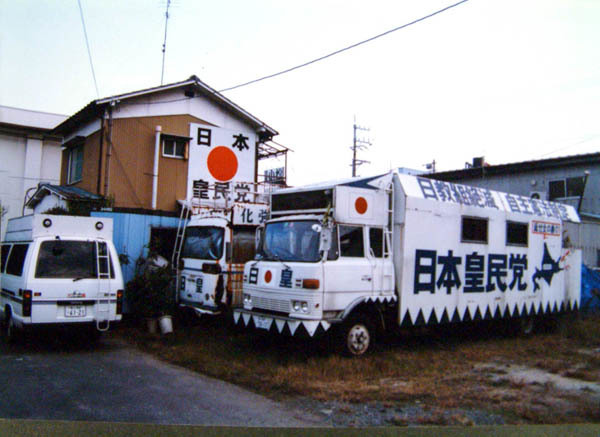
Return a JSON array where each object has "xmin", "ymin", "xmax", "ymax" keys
[
  {"xmin": 179, "ymin": 300, "xmax": 221, "ymax": 316},
  {"xmin": 233, "ymin": 309, "xmax": 334, "ymax": 337}
]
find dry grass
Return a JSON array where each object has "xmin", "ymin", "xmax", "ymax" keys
[{"xmin": 116, "ymin": 313, "xmax": 600, "ymax": 424}]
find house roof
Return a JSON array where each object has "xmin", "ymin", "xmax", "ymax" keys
[
  {"xmin": 51, "ymin": 76, "xmax": 278, "ymax": 140},
  {"xmin": 427, "ymin": 152, "xmax": 600, "ymax": 181},
  {"xmin": 26, "ymin": 184, "xmax": 104, "ymax": 209}
]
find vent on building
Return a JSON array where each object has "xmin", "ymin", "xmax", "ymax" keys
[{"xmin": 530, "ymin": 191, "xmax": 546, "ymax": 200}]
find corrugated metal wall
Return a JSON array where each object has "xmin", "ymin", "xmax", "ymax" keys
[{"xmin": 91, "ymin": 210, "xmax": 181, "ymax": 284}]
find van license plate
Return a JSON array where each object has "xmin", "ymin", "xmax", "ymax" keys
[
  {"xmin": 254, "ymin": 316, "xmax": 271, "ymax": 330},
  {"xmin": 65, "ymin": 306, "xmax": 86, "ymax": 317}
]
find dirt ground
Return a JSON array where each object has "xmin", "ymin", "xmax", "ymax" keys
[{"xmin": 119, "ymin": 313, "xmax": 600, "ymax": 427}]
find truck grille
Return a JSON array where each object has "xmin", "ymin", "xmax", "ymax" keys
[{"xmin": 252, "ymin": 296, "xmax": 290, "ymax": 313}]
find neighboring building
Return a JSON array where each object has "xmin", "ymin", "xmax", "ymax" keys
[
  {"xmin": 427, "ymin": 153, "xmax": 600, "ymax": 268},
  {"xmin": 0, "ymin": 105, "xmax": 66, "ymax": 237},
  {"xmin": 32, "ymin": 76, "xmax": 286, "ymax": 282}
]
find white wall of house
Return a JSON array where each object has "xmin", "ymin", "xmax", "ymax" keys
[{"xmin": 0, "ymin": 105, "xmax": 66, "ymax": 237}]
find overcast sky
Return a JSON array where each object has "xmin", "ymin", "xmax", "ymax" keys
[{"xmin": 1, "ymin": 0, "xmax": 599, "ymax": 186}]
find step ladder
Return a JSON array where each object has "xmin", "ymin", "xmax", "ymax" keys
[
  {"xmin": 382, "ymin": 180, "xmax": 395, "ymax": 293},
  {"xmin": 172, "ymin": 202, "xmax": 191, "ymax": 271},
  {"xmin": 96, "ymin": 241, "xmax": 111, "ymax": 332}
]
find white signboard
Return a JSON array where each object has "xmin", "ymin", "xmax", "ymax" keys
[{"xmin": 187, "ymin": 124, "xmax": 257, "ymax": 201}]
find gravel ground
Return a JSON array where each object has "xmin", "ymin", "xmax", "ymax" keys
[{"xmin": 287, "ymin": 398, "xmax": 507, "ymax": 427}]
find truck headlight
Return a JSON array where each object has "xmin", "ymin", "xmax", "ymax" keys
[
  {"xmin": 243, "ymin": 294, "xmax": 252, "ymax": 304},
  {"xmin": 292, "ymin": 301, "xmax": 309, "ymax": 313}
]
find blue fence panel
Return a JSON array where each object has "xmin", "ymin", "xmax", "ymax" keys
[{"xmin": 91, "ymin": 211, "xmax": 181, "ymax": 284}]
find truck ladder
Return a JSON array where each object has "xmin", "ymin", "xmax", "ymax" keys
[
  {"xmin": 382, "ymin": 181, "xmax": 394, "ymax": 293},
  {"xmin": 96, "ymin": 241, "xmax": 111, "ymax": 332},
  {"xmin": 172, "ymin": 202, "xmax": 191, "ymax": 271}
]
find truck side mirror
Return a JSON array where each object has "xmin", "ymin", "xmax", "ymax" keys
[
  {"xmin": 255, "ymin": 226, "xmax": 263, "ymax": 251},
  {"xmin": 226, "ymin": 242, "xmax": 232, "ymax": 263},
  {"xmin": 319, "ymin": 226, "xmax": 332, "ymax": 256}
]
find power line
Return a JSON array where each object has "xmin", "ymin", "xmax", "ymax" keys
[
  {"xmin": 78, "ymin": 0, "xmax": 100, "ymax": 98},
  {"xmin": 218, "ymin": 0, "xmax": 469, "ymax": 93}
]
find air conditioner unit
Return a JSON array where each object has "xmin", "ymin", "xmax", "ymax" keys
[{"xmin": 530, "ymin": 191, "xmax": 546, "ymax": 200}]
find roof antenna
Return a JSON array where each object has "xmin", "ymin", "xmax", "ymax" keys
[{"xmin": 160, "ymin": 0, "xmax": 171, "ymax": 85}]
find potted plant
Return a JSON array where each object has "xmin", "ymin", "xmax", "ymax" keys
[{"xmin": 126, "ymin": 262, "xmax": 176, "ymax": 334}]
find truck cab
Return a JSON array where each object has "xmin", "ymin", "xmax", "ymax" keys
[{"xmin": 176, "ymin": 203, "xmax": 267, "ymax": 316}]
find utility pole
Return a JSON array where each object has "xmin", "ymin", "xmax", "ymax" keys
[
  {"xmin": 160, "ymin": 0, "xmax": 171, "ymax": 85},
  {"xmin": 351, "ymin": 118, "xmax": 371, "ymax": 177}
]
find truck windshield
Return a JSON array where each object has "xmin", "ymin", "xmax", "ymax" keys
[
  {"xmin": 36, "ymin": 240, "xmax": 97, "ymax": 279},
  {"xmin": 182, "ymin": 226, "xmax": 224, "ymax": 261},
  {"xmin": 259, "ymin": 220, "xmax": 321, "ymax": 262}
]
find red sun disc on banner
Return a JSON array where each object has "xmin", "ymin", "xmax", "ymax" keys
[
  {"xmin": 355, "ymin": 197, "xmax": 368, "ymax": 214},
  {"xmin": 207, "ymin": 146, "xmax": 238, "ymax": 181}
]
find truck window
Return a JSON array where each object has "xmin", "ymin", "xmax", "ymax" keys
[
  {"xmin": 6, "ymin": 244, "xmax": 29, "ymax": 276},
  {"xmin": 35, "ymin": 241, "xmax": 97, "ymax": 279},
  {"xmin": 461, "ymin": 217, "xmax": 488, "ymax": 244},
  {"xmin": 1, "ymin": 244, "xmax": 11, "ymax": 273},
  {"xmin": 369, "ymin": 228, "xmax": 385, "ymax": 258},
  {"xmin": 506, "ymin": 221, "xmax": 528, "ymax": 246},
  {"xmin": 181, "ymin": 226, "xmax": 224, "ymax": 261},
  {"xmin": 339, "ymin": 225, "xmax": 364, "ymax": 257}
]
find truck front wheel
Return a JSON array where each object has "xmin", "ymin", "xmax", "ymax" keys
[{"xmin": 338, "ymin": 316, "xmax": 374, "ymax": 356}]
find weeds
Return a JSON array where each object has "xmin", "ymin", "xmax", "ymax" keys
[{"xmin": 117, "ymin": 313, "xmax": 600, "ymax": 425}]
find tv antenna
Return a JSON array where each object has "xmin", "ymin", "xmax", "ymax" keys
[
  {"xmin": 351, "ymin": 118, "xmax": 371, "ymax": 177},
  {"xmin": 160, "ymin": 0, "xmax": 171, "ymax": 85}
]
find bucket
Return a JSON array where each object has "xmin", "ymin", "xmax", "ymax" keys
[{"xmin": 159, "ymin": 315, "xmax": 173, "ymax": 335}]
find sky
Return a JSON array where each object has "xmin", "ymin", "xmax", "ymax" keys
[{"xmin": 1, "ymin": 0, "xmax": 599, "ymax": 186}]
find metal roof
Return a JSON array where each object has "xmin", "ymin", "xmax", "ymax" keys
[
  {"xmin": 427, "ymin": 152, "xmax": 600, "ymax": 181},
  {"xmin": 51, "ymin": 75, "xmax": 278, "ymax": 139},
  {"xmin": 26, "ymin": 184, "xmax": 103, "ymax": 209}
]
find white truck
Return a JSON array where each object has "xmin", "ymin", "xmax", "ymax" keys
[
  {"xmin": 0, "ymin": 214, "xmax": 124, "ymax": 342},
  {"xmin": 233, "ymin": 171, "xmax": 582, "ymax": 355},
  {"xmin": 175, "ymin": 199, "xmax": 269, "ymax": 317}
]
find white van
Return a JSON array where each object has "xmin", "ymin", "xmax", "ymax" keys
[{"xmin": 0, "ymin": 214, "xmax": 124, "ymax": 342}]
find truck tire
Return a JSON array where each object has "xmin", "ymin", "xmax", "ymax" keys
[{"xmin": 338, "ymin": 316, "xmax": 374, "ymax": 356}]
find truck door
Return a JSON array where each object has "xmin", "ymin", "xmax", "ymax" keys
[
  {"xmin": 367, "ymin": 227, "xmax": 393, "ymax": 295},
  {"xmin": 324, "ymin": 225, "xmax": 374, "ymax": 300}
]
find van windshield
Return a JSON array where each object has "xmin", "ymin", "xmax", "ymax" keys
[
  {"xmin": 36, "ymin": 240, "xmax": 97, "ymax": 279},
  {"xmin": 181, "ymin": 226, "xmax": 224, "ymax": 261},
  {"xmin": 258, "ymin": 220, "xmax": 321, "ymax": 262}
]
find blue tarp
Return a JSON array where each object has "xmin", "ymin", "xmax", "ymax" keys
[{"xmin": 581, "ymin": 264, "xmax": 600, "ymax": 312}]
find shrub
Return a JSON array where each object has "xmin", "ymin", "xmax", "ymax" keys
[{"xmin": 126, "ymin": 264, "xmax": 176, "ymax": 319}]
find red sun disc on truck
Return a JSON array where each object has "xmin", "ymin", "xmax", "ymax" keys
[
  {"xmin": 355, "ymin": 197, "xmax": 368, "ymax": 214},
  {"xmin": 264, "ymin": 270, "xmax": 272, "ymax": 283},
  {"xmin": 207, "ymin": 146, "xmax": 238, "ymax": 181}
]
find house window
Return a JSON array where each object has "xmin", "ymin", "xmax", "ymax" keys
[
  {"xmin": 549, "ymin": 177, "xmax": 585, "ymax": 200},
  {"xmin": 461, "ymin": 217, "xmax": 488, "ymax": 244},
  {"xmin": 506, "ymin": 221, "xmax": 528, "ymax": 246},
  {"xmin": 162, "ymin": 137, "xmax": 187, "ymax": 159},
  {"xmin": 67, "ymin": 144, "xmax": 83, "ymax": 184}
]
